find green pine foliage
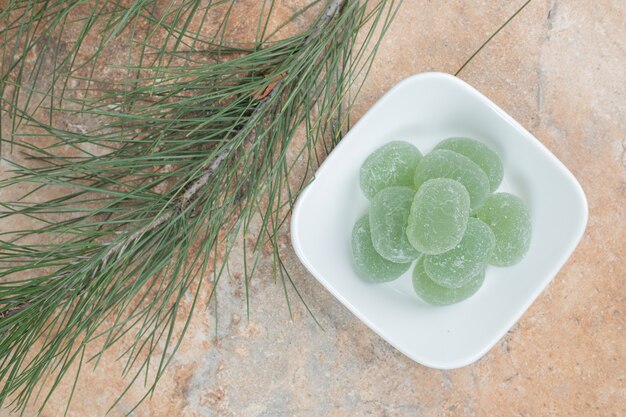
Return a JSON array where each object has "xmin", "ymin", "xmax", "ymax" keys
[
  {"xmin": 0, "ymin": 0, "xmax": 400, "ymax": 413},
  {"xmin": 0, "ymin": 0, "xmax": 532, "ymax": 414}
]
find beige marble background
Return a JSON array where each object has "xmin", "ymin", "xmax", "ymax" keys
[{"xmin": 2, "ymin": 0, "xmax": 625, "ymax": 416}]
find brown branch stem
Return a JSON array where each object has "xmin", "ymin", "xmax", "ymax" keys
[
  {"xmin": 0, "ymin": 303, "xmax": 30, "ymax": 320},
  {"xmin": 0, "ymin": 0, "xmax": 348, "ymax": 321},
  {"xmin": 98, "ymin": 0, "xmax": 348, "ymax": 269}
]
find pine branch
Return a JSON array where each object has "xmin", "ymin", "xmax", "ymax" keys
[
  {"xmin": 0, "ymin": 0, "xmax": 401, "ymax": 414},
  {"xmin": 0, "ymin": 0, "xmax": 536, "ymax": 414}
]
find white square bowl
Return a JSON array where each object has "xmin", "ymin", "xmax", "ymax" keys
[{"xmin": 290, "ymin": 72, "xmax": 588, "ymax": 369}]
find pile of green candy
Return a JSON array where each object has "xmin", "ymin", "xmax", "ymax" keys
[{"xmin": 351, "ymin": 138, "xmax": 532, "ymax": 306}]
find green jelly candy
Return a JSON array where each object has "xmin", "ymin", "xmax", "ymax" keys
[
  {"xmin": 423, "ymin": 218, "xmax": 495, "ymax": 288},
  {"xmin": 414, "ymin": 149, "xmax": 490, "ymax": 211},
  {"xmin": 370, "ymin": 187, "xmax": 421, "ymax": 263},
  {"xmin": 406, "ymin": 178, "xmax": 470, "ymax": 255},
  {"xmin": 436, "ymin": 137, "xmax": 504, "ymax": 192},
  {"xmin": 475, "ymin": 193, "xmax": 532, "ymax": 267},
  {"xmin": 352, "ymin": 215, "xmax": 411, "ymax": 282},
  {"xmin": 360, "ymin": 141, "xmax": 422, "ymax": 199},
  {"xmin": 412, "ymin": 257, "xmax": 485, "ymax": 306}
]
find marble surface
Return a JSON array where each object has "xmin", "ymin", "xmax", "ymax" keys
[{"xmin": 1, "ymin": 0, "xmax": 625, "ymax": 416}]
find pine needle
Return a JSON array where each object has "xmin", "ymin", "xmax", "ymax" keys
[{"xmin": 455, "ymin": 0, "xmax": 533, "ymax": 75}]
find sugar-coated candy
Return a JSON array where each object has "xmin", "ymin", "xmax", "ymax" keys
[
  {"xmin": 475, "ymin": 193, "xmax": 532, "ymax": 266},
  {"xmin": 413, "ymin": 149, "xmax": 490, "ymax": 211},
  {"xmin": 435, "ymin": 137, "xmax": 503, "ymax": 192},
  {"xmin": 370, "ymin": 187, "xmax": 421, "ymax": 263},
  {"xmin": 360, "ymin": 141, "xmax": 422, "ymax": 199},
  {"xmin": 406, "ymin": 178, "xmax": 470, "ymax": 255},
  {"xmin": 423, "ymin": 217, "xmax": 495, "ymax": 288},
  {"xmin": 412, "ymin": 257, "xmax": 485, "ymax": 306},
  {"xmin": 351, "ymin": 215, "xmax": 411, "ymax": 282}
]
